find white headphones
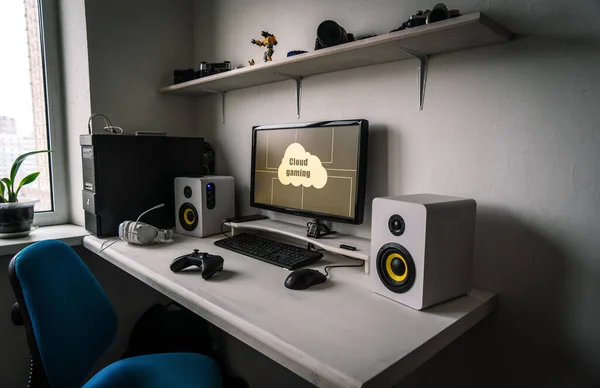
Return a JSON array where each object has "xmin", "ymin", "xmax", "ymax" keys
[
  {"xmin": 118, "ymin": 203, "xmax": 173, "ymax": 246},
  {"xmin": 118, "ymin": 220, "xmax": 173, "ymax": 245}
]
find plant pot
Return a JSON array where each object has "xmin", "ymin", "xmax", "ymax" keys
[{"xmin": 0, "ymin": 200, "xmax": 38, "ymax": 236}]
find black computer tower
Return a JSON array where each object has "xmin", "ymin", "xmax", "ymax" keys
[{"xmin": 81, "ymin": 134, "xmax": 205, "ymax": 237}]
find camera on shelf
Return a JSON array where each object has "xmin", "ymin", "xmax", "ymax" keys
[
  {"xmin": 173, "ymin": 61, "xmax": 233, "ymax": 85},
  {"xmin": 314, "ymin": 20, "xmax": 355, "ymax": 50},
  {"xmin": 392, "ymin": 3, "xmax": 461, "ymax": 32},
  {"xmin": 173, "ymin": 69, "xmax": 196, "ymax": 84},
  {"xmin": 198, "ymin": 61, "xmax": 232, "ymax": 78}
]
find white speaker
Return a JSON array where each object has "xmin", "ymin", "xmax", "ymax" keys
[
  {"xmin": 370, "ymin": 194, "xmax": 476, "ymax": 310},
  {"xmin": 175, "ymin": 176, "xmax": 235, "ymax": 237}
]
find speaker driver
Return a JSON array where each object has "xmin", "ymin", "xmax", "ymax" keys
[
  {"xmin": 178, "ymin": 203, "xmax": 199, "ymax": 231},
  {"xmin": 388, "ymin": 214, "xmax": 405, "ymax": 236},
  {"xmin": 376, "ymin": 243, "xmax": 415, "ymax": 293}
]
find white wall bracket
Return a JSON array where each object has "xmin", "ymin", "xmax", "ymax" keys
[
  {"xmin": 399, "ymin": 48, "xmax": 429, "ymax": 111},
  {"xmin": 201, "ymin": 89, "xmax": 226, "ymax": 124},
  {"xmin": 274, "ymin": 73, "xmax": 303, "ymax": 118}
]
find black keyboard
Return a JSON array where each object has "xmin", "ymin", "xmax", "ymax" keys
[{"xmin": 214, "ymin": 233, "xmax": 323, "ymax": 270}]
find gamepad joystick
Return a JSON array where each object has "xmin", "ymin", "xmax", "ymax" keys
[{"xmin": 170, "ymin": 249, "xmax": 224, "ymax": 280}]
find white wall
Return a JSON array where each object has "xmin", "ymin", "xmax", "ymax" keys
[
  {"xmin": 60, "ymin": 0, "xmax": 92, "ymax": 227},
  {"xmin": 61, "ymin": 0, "xmax": 198, "ymax": 226},
  {"xmin": 193, "ymin": 0, "xmax": 600, "ymax": 386},
  {"xmin": 85, "ymin": 0, "xmax": 196, "ymax": 135}
]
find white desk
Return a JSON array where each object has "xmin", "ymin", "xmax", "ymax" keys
[{"xmin": 84, "ymin": 233, "xmax": 497, "ymax": 388}]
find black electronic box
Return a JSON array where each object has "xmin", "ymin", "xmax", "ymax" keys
[{"xmin": 81, "ymin": 134, "xmax": 205, "ymax": 237}]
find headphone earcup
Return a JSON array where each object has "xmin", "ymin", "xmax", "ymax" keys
[{"xmin": 135, "ymin": 223, "xmax": 159, "ymax": 245}]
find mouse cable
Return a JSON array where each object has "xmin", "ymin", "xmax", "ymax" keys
[
  {"xmin": 323, "ymin": 257, "xmax": 364, "ymax": 277},
  {"xmin": 306, "ymin": 244, "xmax": 365, "ymax": 276}
]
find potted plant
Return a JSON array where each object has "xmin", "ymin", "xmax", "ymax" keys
[{"xmin": 0, "ymin": 150, "xmax": 51, "ymax": 237}]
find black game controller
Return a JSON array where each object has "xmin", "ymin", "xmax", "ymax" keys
[{"xmin": 170, "ymin": 249, "xmax": 224, "ymax": 280}]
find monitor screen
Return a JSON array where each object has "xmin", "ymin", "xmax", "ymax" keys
[{"xmin": 251, "ymin": 120, "xmax": 368, "ymax": 224}]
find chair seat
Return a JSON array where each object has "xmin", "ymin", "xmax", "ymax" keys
[{"xmin": 84, "ymin": 353, "xmax": 221, "ymax": 388}]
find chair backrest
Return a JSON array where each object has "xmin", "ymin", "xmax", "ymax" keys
[{"xmin": 9, "ymin": 240, "xmax": 117, "ymax": 388}]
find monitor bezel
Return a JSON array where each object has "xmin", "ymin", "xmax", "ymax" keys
[{"xmin": 250, "ymin": 119, "xmax": 369, "ymax": 225}]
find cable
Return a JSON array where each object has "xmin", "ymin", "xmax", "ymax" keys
[
  {"xmin": 132, "ymin": 203, "xmax": 164, "ymax": 240},
  {"xmin": 221, "ymin": 220, "xmax": 231, "ymax": 238},
  {"xmin": 99, "ymin": 236, "xmax": 120, "ymax": 253},
  {"xmin": 99, "ymin": 229, "xmax": 134, "ymax": 253},
  {"xmin": 306, "ymin": 243, "xmax": 364, "ymax": 276},
  {"xmin": 323, "ymin": 258, "xmax": 364, "ymax": 277},
  {"xmin": 87, "ymin": 113, "xmax": 124, "ymax": 135},
  {"xmin": 136, "ymin": 203, "xmax": 165, "ymax": 223}
]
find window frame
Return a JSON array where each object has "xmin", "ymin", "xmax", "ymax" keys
[{"xmin": 32, "ymin": 0, "xmax": 69, "ymax": 226}]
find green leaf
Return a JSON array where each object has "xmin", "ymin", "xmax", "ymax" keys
[
  {"xmin": 15, "ymin": 172, "xmax": 40, "ymax": 196},
  {"xmin": 0, "ymin": 180, "xmax": 6, "ymax": 203},
  {"xmin": 1, "ymin": 178, "xmax": 11, "ymax": 193},
  {"xmin": 9, "ymin": 150, "xmax": 52, "ymax": 189},
  {"xmin": 1, "ymin": 178, "xmax": 14, "ymax": 202}
]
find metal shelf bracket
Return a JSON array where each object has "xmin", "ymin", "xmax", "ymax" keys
[
  {"xmin": 399, "ymin": 48, "xmax": 429, "ymax": 111},
  {"xmin": 275, "ymin": 73, "xmax": 303, "ymax": 118},
  {"xmin": 200, "ymin": 89, "xmax": 226, "ymax": 124}
]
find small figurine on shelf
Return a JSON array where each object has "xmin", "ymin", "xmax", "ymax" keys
[
  {"xmin": 248, "ymin": 59, "xmax": 256, "ymax": 66},
  {"xmin": 251, "ymin": 31, "xmax": 278, "ymax": 62}
]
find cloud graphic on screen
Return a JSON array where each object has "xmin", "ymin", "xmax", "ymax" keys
[{"xmin": 278, "ymin": 143, "xmax": 328, "ymax": 189}]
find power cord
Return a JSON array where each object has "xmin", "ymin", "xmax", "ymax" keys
[{"xmin": 87, "ymin": 113, "xmax": 124, "ymax": 135}]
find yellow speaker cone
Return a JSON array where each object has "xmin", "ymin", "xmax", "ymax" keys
[
  {"xmin": 376, "ymin": 243, "xmax": 415, "ymax": 293},
  {"xmin": 183, "ymin": 208, "xmax": 195, "ymax": 225},
  {"xmin": 385, "ymin": 253, "xmax": 408, "ymax": 282}
]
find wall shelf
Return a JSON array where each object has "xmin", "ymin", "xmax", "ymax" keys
[{"xmin": 159, "ymin": 12, "xmax": 513, "ymax": 114}]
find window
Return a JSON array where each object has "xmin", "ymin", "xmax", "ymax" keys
[{"xmin": 0, "ymin": 0, "xmax": 67, "ymax": 225}]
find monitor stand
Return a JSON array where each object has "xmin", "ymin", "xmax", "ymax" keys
[
  {"xmin": 225, "ymin": 218, "xmax": 371, "ymax": 273},
  {"xmin": 306, "ymin": 219, "xmax": 337, "ymax": 239}
]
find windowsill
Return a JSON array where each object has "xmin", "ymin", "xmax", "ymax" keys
[{"xmin": 0, "ymin": 224, "xmax": 88, "ymax": 257}]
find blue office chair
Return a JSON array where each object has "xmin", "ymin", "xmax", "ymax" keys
[{"xmin": 8, "ymin": 240, "xmax": 222, "ymax": 388}]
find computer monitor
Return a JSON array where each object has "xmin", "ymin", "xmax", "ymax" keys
[{"xmin": 251, "ymin": 120, "xmax": 368, "ymax": 224}]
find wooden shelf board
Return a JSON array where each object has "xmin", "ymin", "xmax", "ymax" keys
[
  {"xmin": 227, "ymin": 219, "xmax": 371, "ymax": 272},
  {"xmin": 159, "ymin": 13, "xmax": 513, "ymax": 97}
]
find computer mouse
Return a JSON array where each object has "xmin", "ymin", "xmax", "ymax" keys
[{"xmin": 284, "ymin": 269, "xmax": 327, "ymax": 290}]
